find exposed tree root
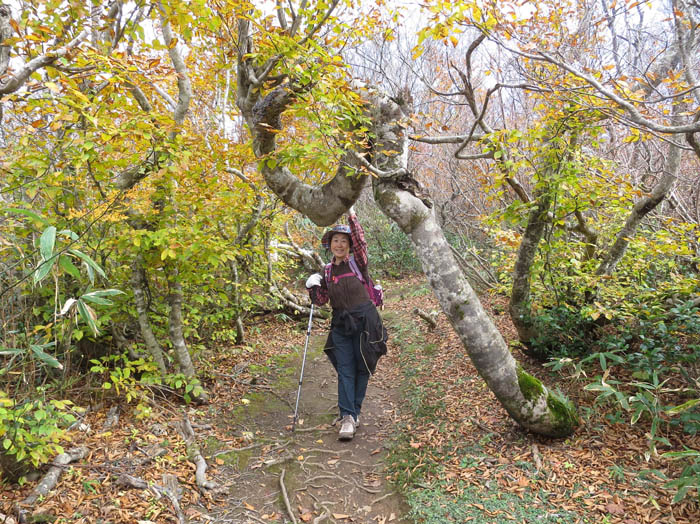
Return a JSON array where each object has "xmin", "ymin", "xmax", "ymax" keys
[
  {"xmin": 116, "ymin": 473, "xmax": 186, "ymax": 524},
  {"xmin": 279, "ymin": 468, "xmax": 298, "ymax": 524},
  {"xmin": 177, "ymin": 414, "xmax": 217, "ymax": 491},
  {"xmin": 17, "ymin": 447, "xmax": 87, "ymax": 523}
]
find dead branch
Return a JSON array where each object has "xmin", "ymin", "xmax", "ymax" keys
[
  {"xmin": 413, "ymin": 308, "xmax": 438, "ymax": 329},
  {"xmin": 279, "ymin": 468, "xmax": 298, "ymax": 524},
  {"xmin": 177, "ymin": 415, "xmax": 217, "ymax": 491},
  {"xmin": 20, "ymin": 447, "xmax": 87, "ymax": 507}
]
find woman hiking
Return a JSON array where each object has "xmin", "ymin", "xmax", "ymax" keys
[{"xmin": 305, "ymin": 207, "xmax": 388, "ymax": 441}]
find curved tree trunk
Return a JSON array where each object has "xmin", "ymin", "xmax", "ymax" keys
[
  {"xmin": 236, "ymin": 17, "xmax": 576, "ymax": 437},
  {"xmin": 374, "ymin": 178, "xmax": 576, "ymax": 436},
  {"xmin": 369, "ymin": 97, "xmax": 577, "ymax": 437},
  {"xmin": 508, "ymin": 189, "xmax": 552, "ymax": 346},
  {"xmin": 130, "ymin": 254, "xmax": 168, "ymax": 374},
  {"xmin": 595, "ymin": 144, "xmax": 680, "ymax": 276}
]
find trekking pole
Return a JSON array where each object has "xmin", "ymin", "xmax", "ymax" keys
[{"xmin": 292, "ymin": 304, "xmax": 314, "ymax": 432}]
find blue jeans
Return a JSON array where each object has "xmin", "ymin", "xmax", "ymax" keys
[{"xmin": 331, "ymin": 327, "xmax": 370, "ymax": 421}]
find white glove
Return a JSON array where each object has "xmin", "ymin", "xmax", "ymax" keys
[{"xmin": 305, "ymin": 273, "xmax": 322, "ymax": 288}]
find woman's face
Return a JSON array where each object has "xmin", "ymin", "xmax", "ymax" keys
[{"xmin": 330, "ymin": 233, "xmax": 350, "ymax": 260}]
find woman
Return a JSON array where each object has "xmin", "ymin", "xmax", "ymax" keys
[{"xmin": 306, "ymin": 208, "xmax": 388, "ymax": 440}]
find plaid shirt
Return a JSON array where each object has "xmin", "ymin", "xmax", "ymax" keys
[{"xmin": 309, "ymin": 213, "xmax": 368, "ymax": 306}]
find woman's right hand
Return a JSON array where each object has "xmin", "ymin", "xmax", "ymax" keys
[{"xmin": 305, "ymin": 273, "xmax": 322, "ymax": 288}]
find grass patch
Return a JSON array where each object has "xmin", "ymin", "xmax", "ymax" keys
[{"xmin": 405, "ymin": 479, "xmax": 582, "ymax": 524}]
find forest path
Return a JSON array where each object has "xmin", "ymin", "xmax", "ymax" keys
[{"xmin": 188, "ymin": 318, "xmax": 409, "ymax": 524}]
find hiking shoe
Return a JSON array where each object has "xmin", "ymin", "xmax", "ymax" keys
[
  {"xmin": 332, "ymin": 414, "xmax": 360, "ymax": 427},
  {"xmin": 338, "ymin": 415, "xmax": 356, "ymax": 440}
]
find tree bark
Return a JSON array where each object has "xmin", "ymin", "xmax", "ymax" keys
[
  {"xmin": 166, "ymin": 264, "xmax": 196, "ymax": 379},
  {"xmin": 130, "ymin": 254, "xmax": 168, "ymax": 374},
  {"xmin": 508, "ymin": 189, "xmax": 552, "ymax": 346}
]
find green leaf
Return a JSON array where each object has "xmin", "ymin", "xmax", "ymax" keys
[
  {"xmin": 81, "ymin": 289, "xmax": 124, "ymax": 306},
  {"xmin": 3, "ymin": 438, "xmax": 11, "ymax": 450},
  {"xmin": 68, "ymin": 249, "xmax": 106, "ymax": 280},
  {"xmin": 5, "ymin": 208, "xmax": 49, "ymax": 225},
  {"xmin": 40, "ymin": 226, "xmax": 57, "ymax": 261},
  {"xmin": 666, "ymin": 398, "xmax": 700, "ymax": 416},
  {"xmin": 58, "ymin": 255, "xmax": 81, "ymax": 279},
  {"xmin": 0, "ymin": 348, "xmax": 24, "ymax": 356},
  {"xmin": 29, "ymin": 343, "xmax": 62, "ymax": 370},
  {"xmin": 77, "ymin": 299, "xmax": 99, "ymax": 336},
  {"xmin": 57, "ymin": 229, "xmax": 79, "ymax": 241},
  {"xmin": 33, "ymin": 256, "xmax": 56, "ymax": 285}
]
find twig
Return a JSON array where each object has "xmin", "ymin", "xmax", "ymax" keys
[
  {"xmin": 293, "ymin": 424, "xmax": 332, "ymax": 433},
  {"xmin": 161, "ymin": 473, "xmax": 186, "ymax": 524},
  {"xmin": 211, "ymin": 442, "xmax": 264, "ymax": 456},
  {"xmin": 279, "ymin": 468, "xmax": 298, "ymax": 524},
  {"xmin": 370, "ymin": 492, "xmax": 395, "ymax": 505}
]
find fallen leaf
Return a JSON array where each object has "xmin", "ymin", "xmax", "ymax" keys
[
  {"xmin": 371, "ymin": 448, "xmax": 381, "ymax": 455},
  {"xmin": 244, "ymin": 502, "xmax": 255, "ymax": 511},
  {"xmin": 333, "ymin": 513, "xmax": 350, "ymax": 519},
  {"xmin": 606, "ymin": 503, "xmax": 624, "ymax": 515},
  {"xmin": 300, "ymin": 512, "xmax": 313, "ymax": 522}
]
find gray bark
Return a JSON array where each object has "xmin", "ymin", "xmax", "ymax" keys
[
  {"xmin": 130, "ymin": 255, "xmax": 168, "ymax": 374},
  {"xmin": 508, "ymin": 189, "xmax": 552, "ymax": 345},
  {"xmin": 596, "ymin": 144, "xmax": 681, "ymax": 276},
  {"xmin": 166, "ymin": 265, "xmax": 196, "ymax": 378}
]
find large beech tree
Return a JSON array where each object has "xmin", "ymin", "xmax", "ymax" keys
[{"xmin": 235, "ymin": 2, "xmax": 578, "ymax": 437}]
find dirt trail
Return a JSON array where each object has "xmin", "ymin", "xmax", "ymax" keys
[{"xmin": 192, "ymin": 328, "xmax": 409, "ymax": 524}]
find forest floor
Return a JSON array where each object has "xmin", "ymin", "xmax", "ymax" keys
[{"xmin": 1, "ymin": 275, "xmax": 699, "ymax": 523}]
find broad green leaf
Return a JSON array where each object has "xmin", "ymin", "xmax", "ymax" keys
[
  {"xmin": 58, "ymin": 229, "xmax": 79, "ymax": 241},
  {"xmin": 29, "ymin": 343, "xmax": 62, "ymax": 370},
  {"xmin": 82, "ymin": 289, "xmax": 124, "ymax": 298},
  {"xmin": 0, "ymin": 348, "xmax": 24, "ymax": 356},
  {"xmin": 80, "ymin": 295, "xmax": 113, "ymax": 306},
  {"xmin": 40, "ymin": 226, "xmax": 56, "ymax": 261},
  {"xmin": 33, "ymin": 257, "xmax": 56, "ymax": 285},
  {"xmin": 5, "ymin": 208, "xmax": 49, "ymax": 225},
  {"xmin": 58, "ymin": 255, "xmax": 81, "ymax": 279},
  {"xmin": 80, "ymin": 289, "xmax": 124, "ymax": 306},
  {"xmin": 77, "ymin": 299, "xmax": 99, "ymax": 336},
  {"xmin": 69, "ymin": 249, "xmax": 106, "ymax": 281}
]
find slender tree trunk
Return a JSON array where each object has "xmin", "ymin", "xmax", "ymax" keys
[
  {"xmin": 130, "ymin": 255, "xmax": 168, "ymax": 374},
  {"xmin": 595, "ymin": 144, "xmax": 680, "ymax": 276},
  {"xmin": 229, "ymin": 259, "xmax": 245, "ymax": 345},
  {"xmin": 166, "ymin": 264, "xmax": 196, "ymax": 378},
  {"xmin": 509, "ymin": 189, "xmax": 552, "ymax": 346}
]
